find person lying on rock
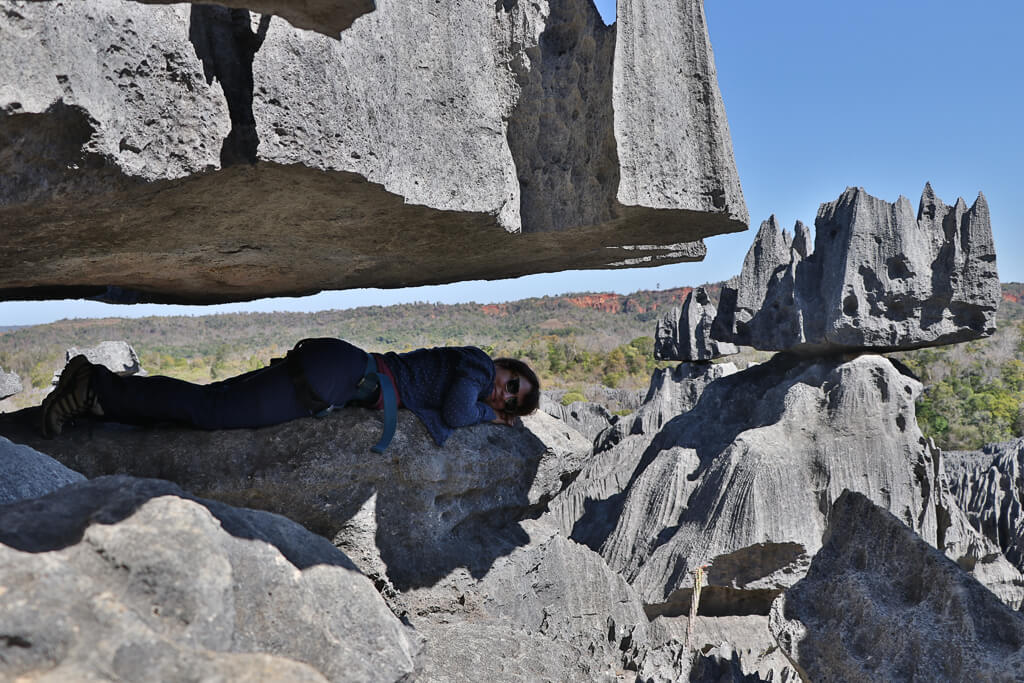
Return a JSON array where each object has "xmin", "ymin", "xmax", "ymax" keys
[{"xmin": 39, "ymin": 338, "xmax": 540, "ymax": 452}]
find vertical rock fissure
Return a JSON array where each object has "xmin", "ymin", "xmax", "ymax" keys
[{"xmin": 504, "ymin": 0, "xmax": 618, "ymax": 233}]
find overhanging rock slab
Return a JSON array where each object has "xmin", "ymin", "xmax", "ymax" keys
[
  {"xmin": 136, "ymin": 0, "xmax": 376, "ymax": 37},
  {"xmin": 0, "ymin": 0, "xmax": 746, "ymax": 305}
]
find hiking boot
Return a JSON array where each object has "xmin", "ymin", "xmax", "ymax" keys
[{"xmin": 40, "ymin": 355, "xmax": 102, "ymax": 437}]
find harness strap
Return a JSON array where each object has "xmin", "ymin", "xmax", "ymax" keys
[
  {"xmin": 349, "ymin": 354, "xmax": 398, "ymax": 453},
  {"xmin": 372, "ymin": 369, "xmax": 398, "ymax": 454}
]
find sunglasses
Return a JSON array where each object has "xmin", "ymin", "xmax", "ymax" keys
[{"xmin": 503, "ymin": 376, "xmax": 520, "ymax": 412}]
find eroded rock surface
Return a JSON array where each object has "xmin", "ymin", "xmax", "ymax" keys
[
  {"xmin": 540, "ymin": 393, "xmax": 615, "ymax": 441},
  {"xmin": 551, "ymin": 361, "xmax": 734, "ymax": 549},
  {"xmin": 0, "ymin": 405, "xmax": 588, "ymax": 590},
  {"xmin": 408, "ymin": 518, "xmax": 676, "ymax": 681},
  {"xmin": 569, "ymin": 355, "xmax": 943, "ymax": 610},
  {"xmin": 596, "ymin": 361, "xmax": 737, "ymax": 452},
  {"xmin": 770, "ymin": 490, "xmax": 1024, "ymax": 682},
  {"xmin": 945, "ymin": 438, "xmax": 1024, "ymax": 572},
  {"xmin": 714, "ymin": 185, "xmax": 999, "ymax": 353},
  {"xmin": 655, "ymin": 286, "xmax": 738, "ymax": 361},
  {"xmin": 0, "ymin": 476, "xmax": 418, "ymax": 682},
  {"xmin": 0, "ymin": 0, "xmax": 745, "ymax": 305},
  {"xmin": 0, "ymin": 367, "xmax": 22, "ymax": 400},
  {"xmin": 136, "ymin": 0, "xmax": 375, "ymax": 37},
  {"xmin": 65, "ymin": 340, "xmax": 144, "ymax": 376},
  {"xmin": 0, "ymin": 435, "xmax": 85, "ymax": 504}
]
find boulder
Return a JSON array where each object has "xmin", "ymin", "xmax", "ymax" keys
[
  {"xmin": 655, "ymin": 286, "xmax": 738, "ymax": 361},
  {"xmin": 552, "ymin": 361, "xmax": 735, "ymax": 547},
  {"xmin": 0, "ymin": 475, "xmax": 419, "ymax": 681},
  {"xmin": 0, "ymin": 366, "xmax": 22, "ymax": 399},
  {"xmin": 0, "ymin": 435, "xmax": 85, "ymax": 504},
  {"xmin": 408, "ymin": 518, "xmax": 672, "ymax": 681},
  {"xmin": 594, "ymin": 361, "xmax": 737, "ymax": 453},
  {"xmin": 0, "ymin": 0, "xmax": 746, "ymax": 305},
  {"xmin": 0, "ymin": 405, "xmax": 589, "ymax": 590},
  {"xmin": 769, "ymin": 490, "xmax": 1024, "ymax": 682},
  {"xmin": 539, "ymin": 393, "xmax": 616, "ymax": 441},
  {"xmin": 578, "ymin": 354, "xmax": 943, "ymax": 608},
  {"xmin": 65, "ymin": 340, "xmax": 144, "ymax": 376},
  {"xmin": 714, "ymin": 185, "xmax": 999, "ymax": 353},
  {"xmin": 945, "ymin": 438, "xmax": 1024, "ymax": 571}
]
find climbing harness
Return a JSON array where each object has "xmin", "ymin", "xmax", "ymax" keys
[{"xmin": 348, "ymin": 353, "xmax": 399, "ymax": 454}]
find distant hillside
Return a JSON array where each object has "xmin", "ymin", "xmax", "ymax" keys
[
  {"xmin": 0, "ymin": 285, "xmax": 723, "ymax": 404},
  {"xmin": 4, "ymin": 283, "xmax": 1022, "ymax": 452}
]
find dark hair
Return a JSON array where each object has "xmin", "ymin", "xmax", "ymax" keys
[{"xmin": 493, "ymin": 357, "xmax": 541, "ymax": 416}]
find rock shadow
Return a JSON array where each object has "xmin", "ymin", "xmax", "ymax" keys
[
  {"xmin": 189, "ymin": 6, "xmax": 271, "ymax": 166},
  {"xmin": 0, "ymin": 407, "xmax": 543, "ymax": 592},
  {"xmin": 0, "ymin": 474, "xmax": 357, "ymax": 572}
]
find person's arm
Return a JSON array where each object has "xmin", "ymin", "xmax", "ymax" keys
[{"xmin": 441, "ymin": 374, "xmax": 496, "ymax": 428}]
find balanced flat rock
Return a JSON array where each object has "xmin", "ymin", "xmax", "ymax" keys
[{"xmin": 714, "ymin": 185, "xmax": 999, "ymax": 353}]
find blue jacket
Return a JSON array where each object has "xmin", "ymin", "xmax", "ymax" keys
[{"xmin": 382, "ymin": 346, "xmax": 497, "ymax": 445}]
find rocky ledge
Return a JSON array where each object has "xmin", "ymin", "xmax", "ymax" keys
[{"xmin": 0, "ymin": 0, "xmax": 745, "ymax": 305}]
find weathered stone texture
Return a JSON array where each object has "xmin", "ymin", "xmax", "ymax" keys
[
  {"xmin": 654, "ymin": 286, "xmax": 738, "ymax": 361},
  {"xmin": 136, "ymin": 0, "xmax": 375, "ymax": 37},
  {"xmin": 613, "ymin": 0, "xmax": 746, "ymax": 222},
  {"xmin": 539, "ymin": 393, "xmax": 615, "ymax": 441},
  {"xmin": 0, "ymin": 367, "xmax": 22, "ymax": 400},
  {"xmin": 596, "ymin": 360, "xmax": 737, "ymax": 452},
  {"xmin": 0, "ymin": 436, "xmax": 85, "ymax": 504},
  {"xmin": 65, "ymin": 340, "xmax": 144, "ymax": 376},
  {"xmin": 551, "ymin": 361, "xmax": 735, "ymax": 550},
  {"xmin": 945, "ymin": 438, "xmax": 1024, "ymax": 572},
  {"xmin": 0, "ymin": 405, "xmax": 588, "ymax": 590},
  {"xmin": 409, "ymin": 518, "xmax": 667, "ymax": 681},
  {"xmin": 567, "ymin": 355, "xmax": 944, "ymax": 610},
  {"xmin": 714, "ymin": 185, "xmax": 999, "ymax": 353},
  {"xmin": 770, "ymin": 490, "xmax": 1024, "ymax": 682},
  {"xmin": 0, "ymin": 476, "xmax": 419, "ymax": 682},
  {"xmin": 0, "ymin": 0, "xmax": 745, "ymax": 305}
]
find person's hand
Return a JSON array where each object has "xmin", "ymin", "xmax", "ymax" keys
[{"xmin": 491, "ymin": 412, "xmax": 517, "ymax": 426}]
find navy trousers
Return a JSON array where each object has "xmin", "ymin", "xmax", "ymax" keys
[{"xmin": 90, "ymin": 338, "xmax": 368, "ymax": 429}]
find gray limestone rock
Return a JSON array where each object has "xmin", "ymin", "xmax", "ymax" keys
[
  {"xmin": 65, "ymin": 340, "xmax": 144, "ymax": 376},
  {"xmin": 0, "ymin": 405, "xmax": 587, "ymax": 590},
  {"xmin": 136, "ymin": 0, "xmax": 374, "ymax": 37},
  {"xmin": 613, "ymin": 0, "xmax": 746, "ymax": 221},
  {"xmin": 581, "ymin": 355, "xmax": 943, "ymax": 609},
  {"xmin": 595, "ymin": 361, "xmax": 738, "ymax": 453},
  {"xmin": 0, "ymin": 475, "xmax": 418, "ymax": 681},
  {"xmin": 714, "ymin": 185, "xmax": 999, "ymax": 353},
  {"xmin": 678, "ymin": 616, "xmax": 799, "ymax": 682},
  {"xmin": 409, "ymin": 518, "xmax": 669, "ymax": 681},
  {"xmin": 551, "ymin": 361, "xmax": 735, "ymax": 548},
  {"xmin": 0, "ymin": 367, "xmax": 22, "ymax": 400},
  {"xmin": 654, "ymin": 287, "xmax": 738, "ymax": 361},
  {"xmin": 945, "ymin": 438, "xmax": 1024, "ymax": 572},
  {"xmin": 539, "ymin": 392, "xmax": 616, "ymax": 441},
  {"xmin": 0, "ymin": 0, "xmax": 745, "ymax": 306},
  {"xmin": 769, "ymin": 490, "xmax": 1024, "ymax": 682},
  {"xmin": 0, "ymin": 435, "xmax": 85, "ymax": 504}
]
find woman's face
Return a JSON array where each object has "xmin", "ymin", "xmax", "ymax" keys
[{"xmin": 487, "ymin": 365, "xmax": 532, "ymax": 415}]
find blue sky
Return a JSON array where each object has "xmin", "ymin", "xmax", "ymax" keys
[{"xmin": 3, "ymin": 0, "xmax": 1020, "ymax": 326}]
